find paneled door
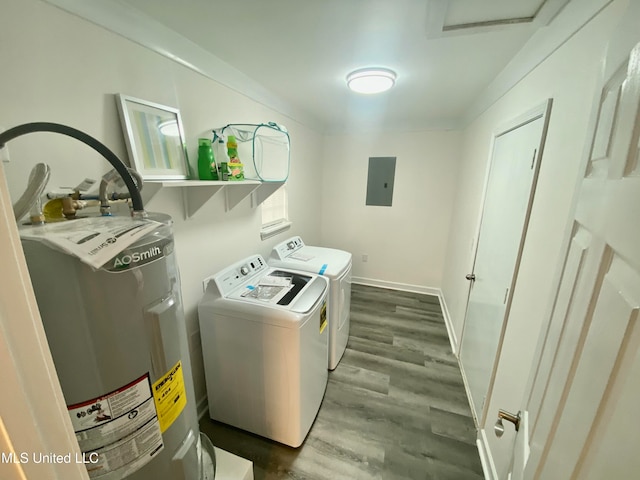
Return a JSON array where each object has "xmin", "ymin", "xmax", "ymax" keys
[
  {"xmin": 506, "ymin": 15, "xmax": 640, "ymax": 480},
  {"xmin": 460, "ymin": 101, "xmax": 551, "ymax": 424}
]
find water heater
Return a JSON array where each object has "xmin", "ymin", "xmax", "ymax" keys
[{"xmin": 2, "ymin": 123, "xmax": 214, "ymax": 479}]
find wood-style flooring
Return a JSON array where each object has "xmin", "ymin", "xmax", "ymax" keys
[{"xmin": 199, "ymin": 284, "xmax": 483, "ymax": 479}]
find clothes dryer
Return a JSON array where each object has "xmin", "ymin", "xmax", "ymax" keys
[
  {"xmin": 269, "ymin": 236, "xmax": 352, "ymax": 370},
  {"xmin": 198, "ymin": 255, "xmax": 328, "ymax": 448}
]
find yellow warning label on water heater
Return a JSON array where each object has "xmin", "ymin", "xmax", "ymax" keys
[
  {"xmin": 153, "ymin": 360, "xmax": 187, "ymax": 433},
  {"xmin": 320, "ymin": 302, "xmax": 328, "ymax": 334}
]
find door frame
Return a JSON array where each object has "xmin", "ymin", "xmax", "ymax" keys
[
  {"xmin": 0, "ymin": 162, "xmax": 88, "ymax": 479},
  {"xmin": 458, "ymin": 99, "xmax": 553, "ymax": 427}
]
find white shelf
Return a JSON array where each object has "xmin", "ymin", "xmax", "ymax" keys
[
  {"xmin": 252, "ymin": 181, "xmax": 285, "ymax": 207},
  {"xmin": 142, "ymin": 180, "xmax": 261, "ymax": 217},
  {"xmin": 224, "ymin": 181, "xmax": 261, "ymax": 211}
]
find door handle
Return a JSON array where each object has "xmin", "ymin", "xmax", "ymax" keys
[
  {"xmin": 465, "ymin": 273, "xmax": 476, "ymax": 281},
  {"xmin": 494, "ymin": 409, "xmax": 521, "ymax": 437}
]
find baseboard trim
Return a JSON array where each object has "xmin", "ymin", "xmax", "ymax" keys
[
  {"xmin": 458, "ymin": 354, "xmax": 480, "ymax": 426},
  {"xmin": 351, "ymin": 277, "xmax": 439, "ymax": 297},
  {"xmin": 477, "ymin": 429, "xmax": 499, "ymax": 480},
  {"xmin": 437, "ymin": 290, "xmax": 458, "ymax": 356},
  {"xmin": 352, "ymin": 278, "xmax": 461, "ymax": 359}
]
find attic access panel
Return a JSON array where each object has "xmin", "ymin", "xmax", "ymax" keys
[
  {"xmin": 425, "ymin": 0, "xmax": 570, "ymax": 37},
  {"xmin": 445, "ymin": 0, "xmax": 544, "ymax": 26},
  {"xmin": 366, "ymin": 157, "xmax": 396, "ymax": 207}
]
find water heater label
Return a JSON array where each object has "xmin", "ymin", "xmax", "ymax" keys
[
  {"xmin": 19, "ymin": 216, "xmax": 159, "ymax": 269},
  {"xmin": 320, "ymin": 301, "xmax": 327, "ymax": 333},
  {"xmin": 153, "ymin": 361, "xmax": 187, "ymax": 433},
  {"xmin": 67, "ymin": 373, "xmax": 164, "ymax": 478},
  {"xmin": 105, "ymin": 237, "xmax": 174, "ymax": 272}
]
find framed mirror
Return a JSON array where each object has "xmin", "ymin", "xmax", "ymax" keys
[{"xmin": 116, "ymin": 94, "xmax": 189, "ymax": 180}]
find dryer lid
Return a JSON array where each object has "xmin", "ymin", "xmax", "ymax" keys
[{"xmin": 270, "ymin": 245, "xmax": 352, "ymax": 277}]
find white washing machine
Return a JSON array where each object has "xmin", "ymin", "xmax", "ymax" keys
[
  {"xmin": 198, "ymin": 254, "xmax": 328, "ymax": 448},
  {"xmin": 269, "ymin": 236, "xmax": 352, "ymax": 370}
]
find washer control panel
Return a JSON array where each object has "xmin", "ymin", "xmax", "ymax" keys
[
  {"xmin": 207, "ymin": 255, "xmax": 268, "ymax": 297},
  {"xmin": 272, "ymin": 236, "xmax": 305, "ymax": 260}
]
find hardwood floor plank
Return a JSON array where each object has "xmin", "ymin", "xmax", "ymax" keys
[
  {"xmin": 388, "ymin": 382, "xmax": 472, "ymax": 418},
  {"xmin": 429, "ymin": 406, "xmax": 478, "ymax": 446},
  {"xmin": 328, "ymin": 363, "xmax": 390, "ymax": 395},
  {"xmin": 347, "ymin": 336, "xmax": 427, "ymax": 366},
  {"xmin": 396, "ymin": 303, "xmax": 444, "ymax": 316},
  {"xmin": 393, "ymin": 335, "xmax": 457, "ymax": 366},
  {"xmin": 383, "ymin": 446, "xmax": 435, "ymax": 480},
  {"xmin": 323, "ymin": 379, "xmax": 431, "ymax": 427},
  {"xmin": 428, "ymin": 458, "xmax": 485, "ymax": 480},
  {"xmin": 351, "ymin": 284, "xmax": 440, "ymax": 304},
  {"xmin": 349, "ymin": 322, "xmax": 395, "ymax": 345},
  {"xmin": 421, "ymin": 433, "xmax": 485, "ymax": 475},
  {"xmin": 341, "ymin": 346, "xmax": 463, "ymax": 389},
  {"xmin": 311, "ymin": 415, "xmax": 386, "ymax": 464},
  {"xmin": 350, "ymin": 311, "xmax": 449, "ymax": 338},
  {"xmin": 199, "ymin": 285, "xmax": 483, "ymax": 479},
  {"xmin": 281, "ymin": 437, "xmax": 384, "ymax": 480}
]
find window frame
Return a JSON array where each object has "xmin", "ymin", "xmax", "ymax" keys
[{"xmin": 260, "ymin": 185, "xmax": 291, "ymax": 240}]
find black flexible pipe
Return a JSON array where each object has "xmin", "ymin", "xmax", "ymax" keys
[{"xmin": 0, "ymin": 122, "xmax": 145, "ymax": 213}]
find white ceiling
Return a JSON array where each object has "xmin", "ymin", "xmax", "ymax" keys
[{"xmin": 52, "ymin": 0, "xmax": 580, "ymax": 132}]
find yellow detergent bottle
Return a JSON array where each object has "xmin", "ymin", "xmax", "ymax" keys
[{"xmin": 226, "ymin": 135, "xmax": 244, "ymax": 181}]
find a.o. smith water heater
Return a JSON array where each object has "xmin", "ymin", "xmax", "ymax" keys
[{"xmin": 2, "ymin": 123, "xmax": 214, "ymax": 479}]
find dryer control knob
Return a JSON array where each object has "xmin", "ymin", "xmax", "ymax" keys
[{"xmin": 240, "ymin": 266, "xmax": 249, "ymax": 275}]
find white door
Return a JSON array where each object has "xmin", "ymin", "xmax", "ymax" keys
[
  {"xmin": 460, "ymin": 102, "xmax": 551, "ymax": 423},
  {"xmin": 506, "ymin": 14, "xmax": 640, "ymax": 479},
  {"xmin": 0, "ymin": 161, "xmax": 89, "ymax": 479}
]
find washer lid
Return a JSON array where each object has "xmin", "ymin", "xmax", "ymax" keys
[
  {"xmin": 230, "ymin": 269, "xmax": 327, "ymax": 314},
  {"xmin": 270, "ymin": 245, "xmax": 352, "ymax": 277}
]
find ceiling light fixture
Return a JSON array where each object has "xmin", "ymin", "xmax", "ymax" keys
[
  {"xmin": 346, "ymin": 68, "xmax": 397, "ymax": 94},
  {"xmin": 158, "ymin": 119, "xmax": 180, "ymax": 137}
]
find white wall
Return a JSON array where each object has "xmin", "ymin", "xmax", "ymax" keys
[
  {"xmin": 442, "ymin": 2, "xmax": 624, "ymax": 344},
  {"xmin": 320, "ymin": 130, "xmax": 461, "ymax": 292},
  {"xmin": 0, "ymin": 0, "xmax": 323, "ymax": 411},
  {"xmin": 440, "ymin": 0, "xmax": 626, "ymax": 475}
]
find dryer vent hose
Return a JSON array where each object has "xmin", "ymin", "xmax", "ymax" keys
[{"xmin": 0, "ymin": 122, "xmax": 145, "ymax": 214}]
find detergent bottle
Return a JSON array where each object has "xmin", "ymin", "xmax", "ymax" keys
[
  {"xmin": 226, "ymin": 135, "xmax": 244, "ymax": 181},
  {"xmin": 197, "ymin": 138, "xmax": 218, "ymax": 180}
]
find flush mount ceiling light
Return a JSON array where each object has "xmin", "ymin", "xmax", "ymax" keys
[
  {"xmin": 158, "ymin": 119, "xmax": 180, "ymax": 137},
  {"xmin": 346, "ymin": 68, "xmax": 397, "ymax": 94}
]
